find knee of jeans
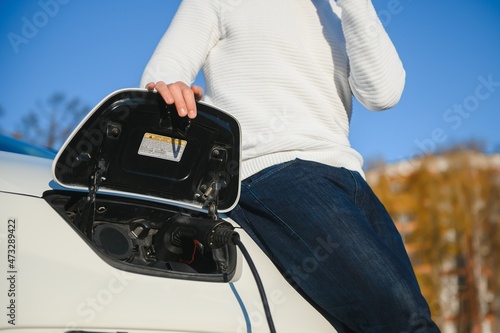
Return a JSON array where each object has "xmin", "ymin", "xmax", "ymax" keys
[{"xmin": 359, "ymin": 281, "xmax": 435, "ymax": 332}]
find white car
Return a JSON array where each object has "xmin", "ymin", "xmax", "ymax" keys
[{"xmin": 0, "ymin": 89, "xmax": 335, "ymax": 333}]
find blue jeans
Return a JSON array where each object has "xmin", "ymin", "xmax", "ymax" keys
[{"xmin": 228, "ymin": 159, "xmax": 440, "ymax": 333}]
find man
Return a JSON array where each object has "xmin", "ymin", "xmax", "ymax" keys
[{"xmin": 141, "ymin": 0, "xmax": 440, "ymax": 331}]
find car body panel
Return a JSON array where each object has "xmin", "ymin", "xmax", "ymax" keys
[
  {"xmin": 0, "ymin": 151, "xmax": 53, "ymax": 197},
  {"xmin": 0, "ymin": 190, "xmax": 334, "ymax": 332}
]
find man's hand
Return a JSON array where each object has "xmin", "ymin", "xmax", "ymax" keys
[{"xmin": 145, "ymin": 81, "xmax": 204, "ymax": 119}]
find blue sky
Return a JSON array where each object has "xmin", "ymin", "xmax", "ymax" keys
[{"xmin": 1, "ymin": 0, "xmax": 499, "ymax": 167}]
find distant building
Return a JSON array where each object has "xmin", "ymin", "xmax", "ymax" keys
[{"xmin": 366, "ymin": 150, "xmax": 500, "ymax": 333}]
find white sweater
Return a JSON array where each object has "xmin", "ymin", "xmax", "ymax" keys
[{"xmin": 141, "ymin": 0, "xmax": 405, "ymax": 179}]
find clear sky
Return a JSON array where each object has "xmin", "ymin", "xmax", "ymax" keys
[{"xmin": 1, "ymin": 0, "xmax": 499, "ymax": 167}]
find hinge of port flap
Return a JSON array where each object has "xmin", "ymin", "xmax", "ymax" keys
[
  {"xmin": 86, "ymin": 121, "xmax": 121, "ymax": 203},
  {"xmin": 73, "ymin": 156, "xmax": 107, "ymax": 237},
  {"xmin": 88, "ymin": 158, "xmax": 107, "ymax": 203},
  {"xmin": 195, "ymin": 146, "xmax": 228, "ymax": 219},
  {"xmin": 74, "ymin": 121, "xmax": 120, "ymax": 236}
]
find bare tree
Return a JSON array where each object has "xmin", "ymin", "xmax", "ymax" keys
[{"xmin": 13, "ymin": 92, "xmax": 89, "ymax": 150}]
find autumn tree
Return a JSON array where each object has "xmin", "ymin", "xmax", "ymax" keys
[{"xmin": 367, "ymin": 148, "xmax": 500, "ymax": 332}]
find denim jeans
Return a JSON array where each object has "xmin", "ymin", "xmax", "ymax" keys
[{"xmin": 228, "ymin": 159, "xmax": 440, "ymax": 333}]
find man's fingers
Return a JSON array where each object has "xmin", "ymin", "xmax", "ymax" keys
[
  {"xmin": 167, "ymin": 82, "xmax": 191, "ymax": 117},
  {"xmin": 147, "ymin": 81, "xmax": 201, "ymax": 119},
  {"xmin": 192, "ymin": 85, "xmax": 204, "ymax": 101},
  {"xmin": 154, "ymin": 81, "xmax": 175, "ymax": 105},
  {"xmin": 182, "ymin": 87, "xmax": 198, "ymax": 119}
]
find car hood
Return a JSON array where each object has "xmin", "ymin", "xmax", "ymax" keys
[{"xmin": 52, "ymin": 89, "xmax": 241, "ymax": 213}]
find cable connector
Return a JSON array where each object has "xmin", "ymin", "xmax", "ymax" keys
[{"xmin": 154, "ymin": 215, "xmax": 236, "ymax": 261}]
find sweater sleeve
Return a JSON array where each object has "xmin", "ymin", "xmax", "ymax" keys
[
  {"xmin": 335, "ymin": 0, "xmax": 405, "ymax": 111},
  {"xmin": 140, "ymin": 0, "xmax": 222, "ymax": 88}
]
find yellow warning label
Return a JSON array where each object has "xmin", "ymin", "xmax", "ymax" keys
[{"xmin": 138, "ymin": 132, "xmax": 187, "ymax": 162}]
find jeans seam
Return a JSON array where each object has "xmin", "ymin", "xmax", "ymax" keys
[
  {"xmin": 242, "ymin": 184, "xmax": 321, "ymax": 262},
  {"xmin": 242, "ymin": 183, "xmax": 302, "ymax": 241},
  {"xmin": 346, "ymin": 169, "xmax": 359, "ymax": 205}
]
